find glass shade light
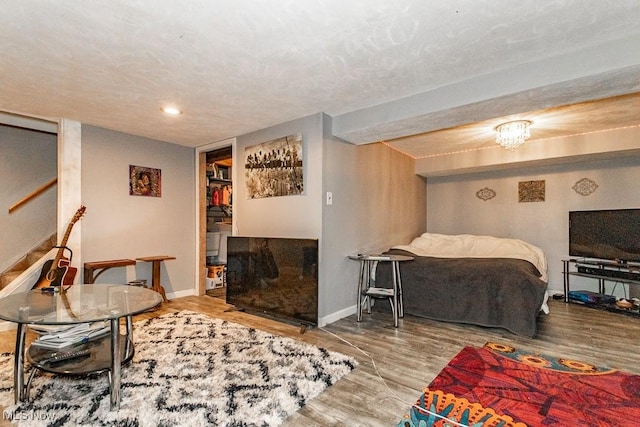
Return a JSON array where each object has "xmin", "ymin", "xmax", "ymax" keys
[{"xmin": 495, "ymin": 120, "xmax": 532, "ymax": 150}]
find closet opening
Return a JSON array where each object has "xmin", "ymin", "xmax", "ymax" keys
[{"xmin": 204, "ymin": 146, "xmax": 232, "ymax": 299}]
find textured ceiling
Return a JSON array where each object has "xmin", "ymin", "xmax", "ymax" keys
[{"xmin": 1, "ymin": 1, "xmax": 640, "ymax": 157}]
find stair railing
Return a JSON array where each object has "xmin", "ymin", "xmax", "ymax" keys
[{"xmin": 8, "ymin": 178, "xmax": 57, "ymax": 213}]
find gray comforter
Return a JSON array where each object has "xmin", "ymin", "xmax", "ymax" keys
[{"xmin": 375, "ymin": 248, "xmax": 548, "ymax": 337}]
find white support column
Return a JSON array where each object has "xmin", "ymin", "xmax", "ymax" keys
[{"xmin": 58, "ymin": 119, "xmax": 83, "ymax": 281}]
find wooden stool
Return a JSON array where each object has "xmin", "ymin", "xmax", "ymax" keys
[
  {"xmin": 83, "ymin": 259, "xmax": 136, "ymax": 284},
  {"xmin": 136, "ymin": 256, "xmax": 176, "ymax": 302}
]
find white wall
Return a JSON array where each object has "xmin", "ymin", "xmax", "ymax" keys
[
  {"xmin": 0, "ymin": 126, "xmax": 57, "ymax": 271},
  {"xmin": 80, "ymin": 125, "xmax": 195, "ymax": 296},
  {"xmin": 427, "ymin": 155, "xmax": 640, "ymax": 295}
]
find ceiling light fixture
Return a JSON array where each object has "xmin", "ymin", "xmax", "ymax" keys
[
  {"xmin": 162, "ymin": 106, "xmax": 182, "ymax": 116},
  {"xmin": 495, "ymin": 120, "xmax": 532, "ymax": 150}
]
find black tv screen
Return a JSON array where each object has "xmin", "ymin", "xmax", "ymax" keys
[
  {"xmin": 569, "ymin": 209, "xmax": 640, "ymax": 262},
  {"xmin": 226, "ymin": 237, "xmax": 318, "ymax": 326}
]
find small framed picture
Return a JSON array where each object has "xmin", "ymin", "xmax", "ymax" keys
[
  {"xmin": 518, "ymin": 180, "xmax": 545, "ymax": 202},
  {"xmin": 130, "ymin": 165, "xmax": 161, "ymax": 197}
]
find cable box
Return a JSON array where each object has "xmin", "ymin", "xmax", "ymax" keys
[{"xmin": 576, "ymin": 265, "xmax": 640, "ymax": 281}]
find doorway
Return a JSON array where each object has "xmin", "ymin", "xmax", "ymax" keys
[
  {"xmin": 1, "ymin": 115, "xmax": 57, "ymax": 287},
  {"xmin": 203, "ymin": 146, "xmax": 233, "ymax": 299}
]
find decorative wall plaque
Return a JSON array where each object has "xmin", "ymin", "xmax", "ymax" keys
[
  {"xmin": 572, "ymin": 178, "xmax": 598, "ymax": 196},
  {"xmin": 475, "ymin": 187, "xmax": 496, "ymax": 201},
  {"xmin": 518, "ymin": 180, "xmax": 545, "ymax": 202}
]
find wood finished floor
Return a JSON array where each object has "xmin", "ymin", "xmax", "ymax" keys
[{"xmin": 1, "ymin": 295, "xmax": 639, "ymax": 426}]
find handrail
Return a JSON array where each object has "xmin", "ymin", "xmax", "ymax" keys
[{"xmin": 8, "ymin": 178, "xmax": 57, "ymax": 213}]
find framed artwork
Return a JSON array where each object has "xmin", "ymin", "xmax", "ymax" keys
[
  {"xmin": 130, "ymin": 165, "xmax": 161, "ymax": 197},
  {"xmin": 244, "ymin": 133, "xmax": 303, "ymax": 199},
  {"xmin": 518, "ymin": 180, "xmax": 545, "ymax": 202}
]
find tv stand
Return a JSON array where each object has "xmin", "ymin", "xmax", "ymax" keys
[{"xmin": 562, "ymin": 258, "xmax": 640, "ymax": 313}]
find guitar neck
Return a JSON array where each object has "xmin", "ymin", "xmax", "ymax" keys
[{"xmin": 52, "ymin": 223, "xmax": 74, "ymax": 264}]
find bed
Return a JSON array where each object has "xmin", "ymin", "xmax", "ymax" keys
[{"xmin": 374, "ymin": 233, "xmax": 549, "ymax": 337}]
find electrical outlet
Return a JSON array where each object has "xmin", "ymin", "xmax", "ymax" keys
[{"xmin": 326, "ymin": 192, "xmax": 333, "ymax": 205}]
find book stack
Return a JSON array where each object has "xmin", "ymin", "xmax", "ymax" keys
[{"xmin": 29, "ymin": 322, "xmax": 110, "ymax": 350}]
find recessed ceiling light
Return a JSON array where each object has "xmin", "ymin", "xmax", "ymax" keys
[{"xmin": 162, "ymin": 106, "xmax": 182, "ymax": 116}]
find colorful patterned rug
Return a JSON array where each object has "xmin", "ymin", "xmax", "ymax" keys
[{"xmin": 398, "ymin": 342, "xmax": 640, "ymax": 427}]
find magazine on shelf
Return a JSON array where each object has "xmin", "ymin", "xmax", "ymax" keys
[{"xmin": 30, "ymin": 321, "xmax": 110, "ymax": 350}]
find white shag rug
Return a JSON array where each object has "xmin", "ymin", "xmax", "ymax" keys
[{"xmin": 0, "ymin": 311, "xmax": 357, "ymax": 426}]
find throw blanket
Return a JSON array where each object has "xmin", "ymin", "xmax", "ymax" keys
[
  {"xmin": 393, "ymin": 233, "xmax": 548, "ymax": 283},
  {"xmin": 378, "ymin": 250, "xmax": 548, "ymax": 337}
]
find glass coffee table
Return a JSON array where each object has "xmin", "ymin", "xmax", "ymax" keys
[{"xmin": 0, "ymin": 284, "xmax": 162, "ymax": 410}]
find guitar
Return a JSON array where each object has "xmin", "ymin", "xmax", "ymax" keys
[{"xmin": 33, "ymin": 206, "xmax": 86, "ymax": 290}]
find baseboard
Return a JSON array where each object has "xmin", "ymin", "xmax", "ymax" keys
[
  {"xmin": 167, "ymin": 288, "xmax": 197, "ymax": 300},
  {"xmin": 319, "ymin": 304, "xmax": 356, "ymax": 327}
]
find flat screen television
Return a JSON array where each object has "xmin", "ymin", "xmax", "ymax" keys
[
  {"xmin": 226, "ymin": 237, "xmax": 318, "ymax": 326},
  {"xmin": 569, "ymin": 209, "xmax": 640, "ymax": 262}
]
